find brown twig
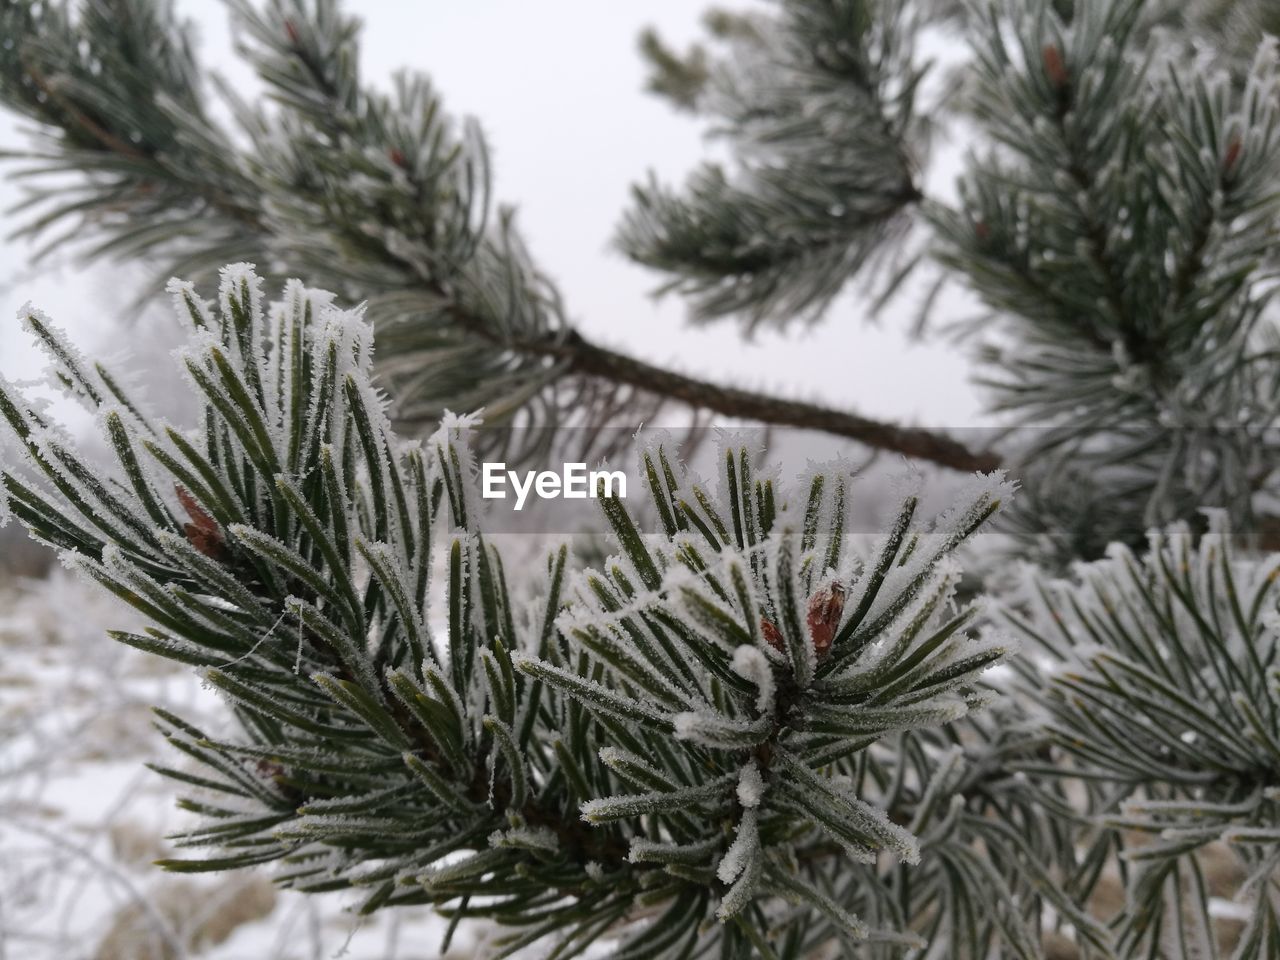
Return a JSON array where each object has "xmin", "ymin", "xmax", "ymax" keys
[{"xmin": 552, "ymin": 330, "xmax": 1001, "ymax": 473}]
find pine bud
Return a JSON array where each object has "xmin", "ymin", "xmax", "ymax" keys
[
  {"xmin": 284, "ymin": 19, "xmax": 299, "ymax": 45},
  {"xmin": 761, "ymin": 617, "xmax": 784, "ymax": 654},
  {"xmin": 255, "ymin": 757, "xmax": 285, "ymax": 782},
  {"xmin": 806, "ymin": 582, "xmax": 846, "ymax": 660},
  {"xmin": 389, "ymin": 148, "xmax": 407, "ymax": 168},
  {"xmin": 759, "ymin": 581, "xmax": 846, "ymax": 662},
  {"xmin": 974, "ymin": 220, "xmax": 991, "ymax": 242},
  {"xmin": 1042, "ymin": 44, "xmax": 1069, "ymax": 90},
  {"xmin": 1224, "ymin": 136, "xmax": 1242, "ymax": 173},
  {"xmin": 176, "ymin": 485, "xmax": 226, "ymax": 559}
]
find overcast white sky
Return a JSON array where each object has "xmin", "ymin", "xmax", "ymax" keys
[{"xmin": 0, "ymin": 0, "xmax": 988, "ymax": 433}]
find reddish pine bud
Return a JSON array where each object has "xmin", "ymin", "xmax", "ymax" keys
[
  {"xmin": 389, "ymin": 147, "xmax": 407, "ymax": 168},
  {"xmin": 761, "ymin": 584, "xmax": 847, "ymax": 662},
  {"xmin": 255, "ymin": 758, "xmax": 285, "ymax": 782},
  {"xmin": 761, "ymin": 618, "xmax": 784, "ymax": 654},
  {"xmin": 176, "ymin": 485, "xmax": 225, "ymax": 559},
  {"xmin": 184, "ymin": 523, "xmax": 224, "ymax": 559},
  {"xmin": 284, "ymin": 19, "xmax": 299, "ymax": 45},
  {"xmin": 1042, "ymin": 44, "xmax": 1069, "ymax": 89},
  {"xmin": 1224, "ymin": 136, "xmax": 1242, "ymax": 173},
  {"xmin": 974, "ymin": 220, "xmax": 991, "ymax": 242},
  {"xmin": 806, "ymin": 582, "xmax": 846, "ymax": 661}
]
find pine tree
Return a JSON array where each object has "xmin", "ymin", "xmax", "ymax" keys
[{"xmin": 3, "ymin": 1, "xmax": 1280, "ymax": 957}]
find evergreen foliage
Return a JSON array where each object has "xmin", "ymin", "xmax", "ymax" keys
[
  {"xmin": 3, "ymin": 268, "xmax": 1029, "ymax": 956},
  {"xmin": 4, "ymin": 0, "xmax": 1280, "ymax": 957},
  {"xmin": 0, "ymin": 0, "xmax": 997, "ymax": 472},
  {"xmin": 931, "ymin": 1, "xmax": 1280, "ymax": 545},
  {"xmin": 627, "ymin": 0, "xmax": 1280, "ymax": 554},
  {"xmin": 620, "ymin": 0, "xmax": 927, "ymax": 331},
  {"xmin": 0, "ymin": 0, "xmax": 576, "ymax": 451},
  {"xmin": 1003, "ymin": 519, "xmax": 1280, "ymax": 955}
]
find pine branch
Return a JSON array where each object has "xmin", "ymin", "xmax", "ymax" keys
[
  {"xmin": 619, "ymin": 0, "xmax": 929, "ymax": 330},
  {"xmin": 0, "ymin": 0, "xmax": 985, "ymax": 475},
  {"xmin": 1002, "ymin": 516, "xmax": 1280, "ymax": 956},
  {"xmin": 550, "ymin": 330, "xmax": 999, "ymax": 473},
  {"xmin": 0, "ymin": 270, "xmax": 1028, "ymax": 955},
  {"xmin": 932, "ymin": 0, "xmax": 1280, "ymax": 550},
  {"xmin": 8, "ymin": 2, "xmax": 1280, "ymax": 956}
]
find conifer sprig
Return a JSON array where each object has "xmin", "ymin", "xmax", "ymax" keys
[
  {"xmin": 1003, "ymin": 518, "xmax": 1280, "ymax": 957},
  {"xmin": 932, "ymin": 1, "xmax": 1280, "ymax": 550},
  {"xmin": 618, "ymin": 0, "xmax": 928, "ymax": 331},
  {"xmin": 0, "ymin": 266, "xmax": 1023, "ymax": 956},
  {"xmin": 0, "ymin": 0, "xmax": 996, "ymax": 472}
]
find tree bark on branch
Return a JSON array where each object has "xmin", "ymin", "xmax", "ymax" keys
[{"xmin": 549, "ymin": 330, "xmax": 1002, "ymax": 474}]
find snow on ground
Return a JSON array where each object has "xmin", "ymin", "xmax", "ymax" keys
[{"xmin": 0, "ymin": 568, "xmax": 503, "ymax": 959}]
